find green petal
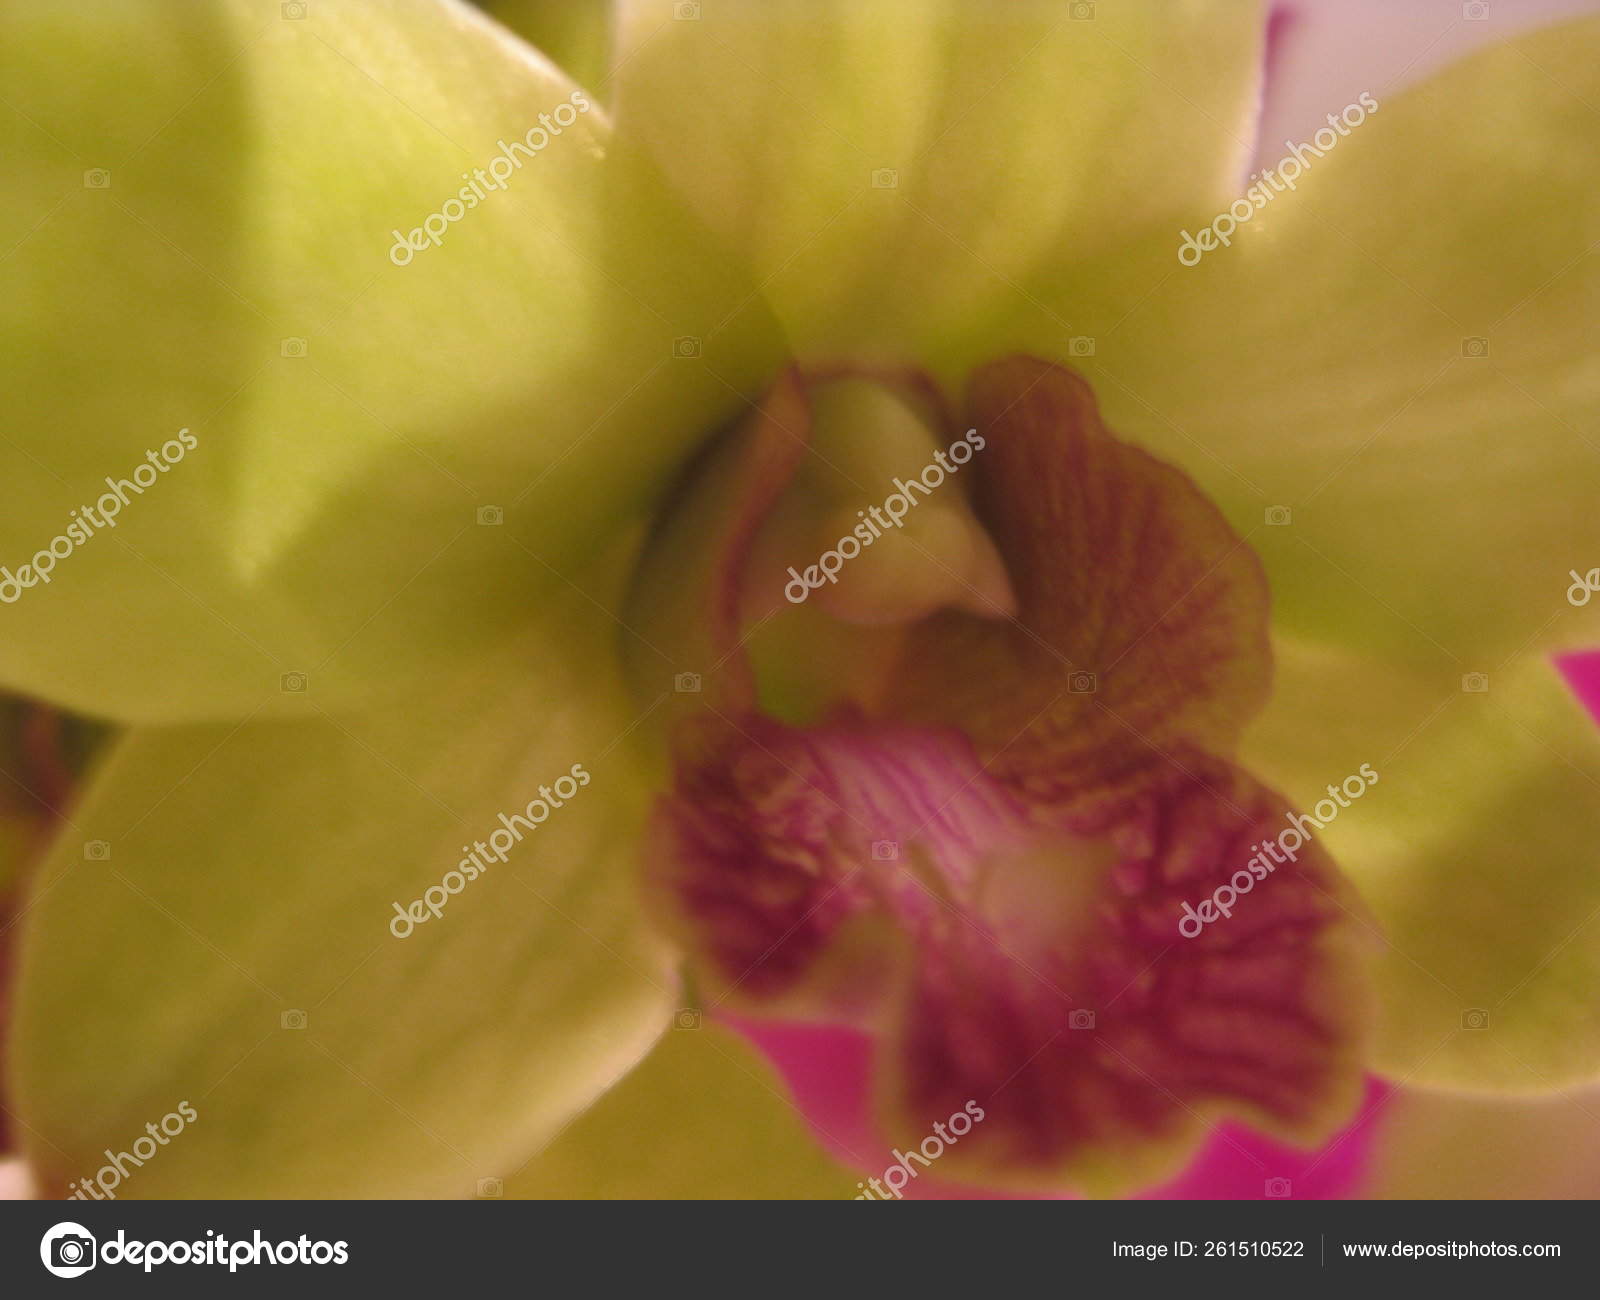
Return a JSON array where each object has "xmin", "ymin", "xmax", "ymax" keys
[
  {"xmin": 610, "ymin": 0, "xmax": 1265, "ymax": 370},
  {"xmin": 479, "ymin": 0, "xmax": 613, "ymax": 90},
  {"xmin": 1366, "ymin": 1085, "xmax": 1600, "ymax": 1198},
  {"xmin": 1243, "ymin": 637, "xmax": 1600, "ymax": 1092},
  {"xmin": 0, "ymin": 0, "xmax": 781, "ymax": 723},
  {"xmin": 985, "ymin": 19, "xmax": 1600, "ymax": 1093},
  {"xmin": 8, "ymin": 594, "xmax": 674, "ymax": 1197},
  {"xmin": 1014, "ymin": 15, "xmax": 1600, "ymax": 664},
  {"xmin": 507, "ymin": 1024, "xmax": 858, "ymax": 1198}
]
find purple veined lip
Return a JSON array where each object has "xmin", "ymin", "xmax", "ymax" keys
[{"xmin": 633, "ymin": 355, "xmax": 1373, "ymax": 1193}]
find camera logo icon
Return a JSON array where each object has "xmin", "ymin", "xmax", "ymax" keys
[
  {"xmin": 1264, "ymin": 1177, "xmax": 1292, "ymax": 1198},
  {"xmin": 282, "ymin": 1, "xmax": 309, "ymax": 18},
  {"xmin": 476, "ymin": 505, "xmax": 504, "ymax": 526},
  {"xmin": 674, "ymin": 1008, "xmax": 702, "ymax": 1030},
  {"xmin": 1265, "ymin": 505, "xmax": 1292, "ymax": 526},
  {"xmin": 1461, "ymin": 1008, "xmax": 1490, "ymax": 1031},
  {"xmin": 1068, "ymin": 1009, "xmax": 1096, "ymax": 1030},
  {"xmin": 674, "ymin": 672, "xmax": 702, "ymax": 694},
  {"xmin": 674, "ymin": 0, "xmax": 701, "ymax": 18},
  {"xmin": 280, "ymin": 337, "xmax": 308, "ymax": 358},
  {"xmin": 476, "ymin": 1177, "xmax": 504, "ymax": 1198},
  {"xmin": 871, "ymin": 168, "xmax": 899, "ymax": 189},
  {"xmin": 1070, "ymin": 1, "xmax": 1096, "ymax": 18},
  {"xmin": 82, "ymin": 169, "xmax": 111, "ymax": 189},
  {"xmin": 673, "ymin": 336, "xmax": 701, "ymax": 359},
  {"xmin": 1461, "ymin": 336, "xmax": 1489, "ymax": 358},
  {"xmin": 1462, "ymin": 2, "xmax": 1489, "ymax": 20},
  {"xmin": 281, "ymin": 1009, "xmax": 308, "ymax": 1029},
  {"xmin": 280, "ymin": 671, "xmax": 308, "ymax": 693},
  {"xmin": 41, "ymin": 1222, "xmax": 97, "ymax": 1278},
  {"xmin": 1461, "ymin": 672, "xmax": 1489, "ymax": 693},
  {"xmin": 1067, "ymin": 671, "xmax": 1097, "ymax": 694},
  {"xmin": 82, "ymin": 840, "xmax": 111, "ymax": 861},
  {"xmin": 871, "ymin": 840, "xmax": 899, "ymax": 861},
  {"xmin": 1068, "ymin": 336, "xmax": 1095, "ymax": 357}
]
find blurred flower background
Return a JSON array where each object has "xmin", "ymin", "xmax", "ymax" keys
[{"xmin": 1, "ymin": 0, "xmax": 1598, "ymax": 1200}]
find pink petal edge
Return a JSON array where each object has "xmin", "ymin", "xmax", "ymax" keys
[
  {"xmin": 1555, "ymin": 649, "xmax": 1600, "ymax": 725},
  {"xmin": 727, "ymin": 1016, "xmax": 1389, "ymax": 1200}
]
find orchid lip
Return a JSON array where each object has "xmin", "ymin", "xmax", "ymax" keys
[{"xmin": 639, "ymin": 354, "xmax": 1372, "ymax": 1191}]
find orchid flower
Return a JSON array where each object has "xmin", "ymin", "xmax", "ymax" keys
[{"xmin": 1, "ymin": 0, "xmax": 1597, "ymax": 1199}]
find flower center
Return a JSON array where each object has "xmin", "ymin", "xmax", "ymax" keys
[
  {"xmin": 733, "ymin": 369, "xmax": 1016, "ymax": 723},
  {"xmin": 742, "ymin": 374, "xmax": 1016, "ymax": 630}
]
